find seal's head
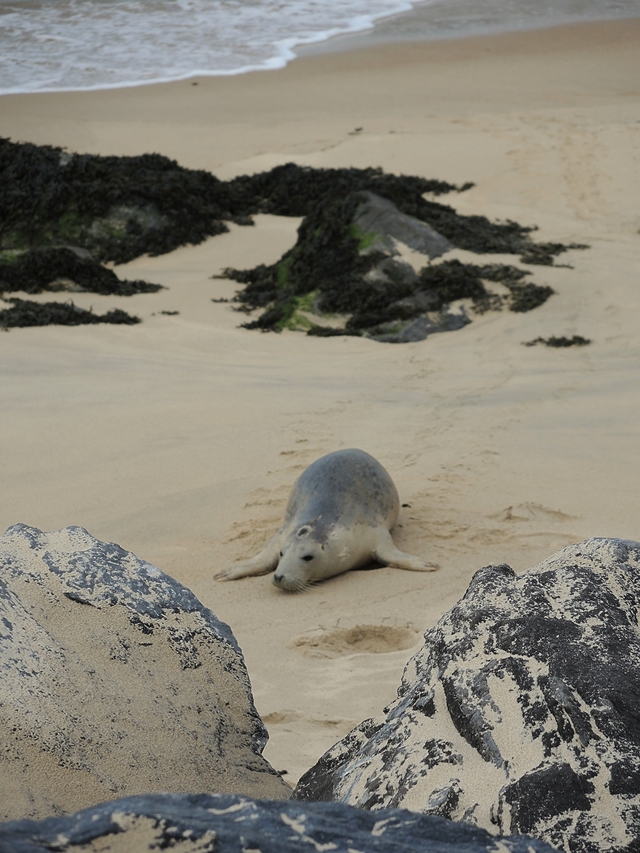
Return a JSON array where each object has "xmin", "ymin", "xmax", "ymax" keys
[{"xmin": 272, "ymin": 522, "xmax": 335, "ymax": 592}]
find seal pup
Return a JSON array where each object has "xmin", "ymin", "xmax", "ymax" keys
[{"xmin": 215, "ymin": 448, "xmax": 438, "ymax": 591}]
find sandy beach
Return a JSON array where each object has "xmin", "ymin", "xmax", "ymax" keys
[{"xmin": 1, "ymin": 17, "xmax": 639, "ymax": 787}]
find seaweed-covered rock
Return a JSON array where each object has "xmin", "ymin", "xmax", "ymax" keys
[
  {"xmin": 1, "ymin": 138, "xmax": 581, "ymax": 266},
  {"xmin": 0, "ymin": 139, "xmax": 238, "ymax": 264},
  {"xmin": 228, "ymin": 214, "xmax": 555, "ymax": 339},
  {"xmin": 219, "ymin": 180, "xmax": 579, "ymax": 339},
  {"xmin": 0, "ymin": 792, "xmax": 560, "ymax": 853},
  {"xmin": 293, "ymin": 539, "xmax": 640, "ymax": 853},
  {"xmin": 226, "ymin": 162, "xmax": 548, "ymax": 259},
  {"xmin": 0, "ymin": 298, "xmax": 140, "ymax": 328},
  {"xmin": 370, "ymin": 306, "xmax": 471, "ymax": 344},
  {"xmin": 0, "ymin": 247, "xmax": 161, "ymax": 296},
  {"xmin": 0, "ymin": 524, "xmax": 290, "ymax": 821},
  {"xmin": 0, "ymin": 141, "xmax": 462, "ymax": 264},
  {"xmin": 0, "ymin": 138, "xmax": 584, "ymax": 341}
]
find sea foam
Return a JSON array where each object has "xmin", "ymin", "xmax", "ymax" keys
[
  {"xmin": 1, "ymin": 0, "xmax": 639, "ymax": 95},
  {"xmin": 0, "ymin": 0, "xmax": 414, "ymax": 94}
]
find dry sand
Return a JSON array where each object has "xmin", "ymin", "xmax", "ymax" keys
[{"xmin": 1, "ymin": 19, "xmax": 639, "ymax": 787}]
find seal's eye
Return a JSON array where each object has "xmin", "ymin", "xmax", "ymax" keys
[
  {"xmin": 301, "ymin": 555, "xmax": 314, "ymax": 562},
  {"xmin": 279, "ymin": 551, "xmax": 283, "ymax": 557},
  {"xmin": 298, "ymin": 526, "xmax": 310, "ymax": 537}
]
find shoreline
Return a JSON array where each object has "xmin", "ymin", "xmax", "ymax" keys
[
  {"xmin": 1, "ymin": 17, "xmax": 638, "ymax": 171},
  {"xmin": 0, "ymin": 2, "xmax": 415, "ymax": 99},
  {"xmin": 2, "ymin": 3, "xmax": 639, "ymax": 96}
]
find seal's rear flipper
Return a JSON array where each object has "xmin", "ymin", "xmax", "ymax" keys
[
  {"xmin": 374, "ymin": 532, "xmax": 439, "ymax": 572},
  {"xmin": 214, "ymin": 533, "xmax": 283, "ymax": 581}
]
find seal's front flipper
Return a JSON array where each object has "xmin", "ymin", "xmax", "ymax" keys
[
  {"xmin": 374, "ymin": 531, "xmax": 439, "ymax": 572},
  {"xmin": 215, "ymin": 533, "xmax": 283, "ymax": 581}
]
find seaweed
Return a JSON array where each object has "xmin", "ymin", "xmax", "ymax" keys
[
  {"xmin": 0, "ymin": 138, "xmax": 241, "ymax": 263},
  {"xmin": 524, "ymin": 335, "xmax": 591, "ymax": 347},
  {"xmin": 0, "ymin": 140, "xmax": 464, "ymax": 263},
  {"xmin": 226, "ymin": 167, "xmax": 576, "ymax": 263},
  {"xmin": 506, "ymin": 282, "xmax": 555, "ymax": 313},
  {"xmin": 0, "ymin": 247, "xmax": 162, "ymax": 296},
  {"xmin": 1, "ymin": 138, "xmax": 586, "ymax": 342},
  {"xmin": 2, "ymin": 138, "xmax": 577, "ymax": 266},
  {"xmin": 307, "ymin": 327, "xmax": 362, "ymax": 337},
  {"xmin": 519, "ymin": 243, "xmax": 588, "ymax": 266},
  {"xmin": 0, "ymin": 297, "xmax": 140, "ymax": 329},
  {"xmin": 224, "ymin": 162, "xmax": 464, "ymax": 216}
]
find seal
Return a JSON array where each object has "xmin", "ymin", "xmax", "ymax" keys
[{"xmin": 215, "ymin": 448, "xmax": 438, "ymax": 591}]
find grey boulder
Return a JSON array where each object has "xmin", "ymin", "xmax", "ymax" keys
[
  {"xmin": 354, "ymin": 191, "xmax": 454, "ymax": 259},
  {"xmin": 372, "ymin": 306, "xmax": 471, "ymax": 343},
  {"xmin": 294, "ymin": 539, "xmax": 640, "ymax": 853},
  {"xmin": 0, "ymin": 524, "xmax": 290, "ymax": 821},
  {"xmin": 0, "ymin": 792, "xmax": 560, "ymax": 853}
]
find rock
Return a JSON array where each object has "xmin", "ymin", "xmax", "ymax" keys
[
  {"xmin": 377, "ymin": 257, "xmax": 419, "ymax": 285},
  {"xmin": 293, "ymin": 539, "xmax": 640, "ymax": 853},
  {"xmin": 372, "ymin": 306, "xmax": 471, "ymax": 343},
  {"xmin": 0, "ymin": 792, "xmax": 560, "ymax": 853},
  {"xmin": 354, "ymin": 192, "xmax": 454, "ymax": 259},
  {"xmin": 363, "ymin": 258, "xmax": 418, "ymax": 288},
  {"xmin": 388, "ymin": 290, "xmax": 441, "ymax": 317},
  {"xmin": 0, "ymin": 524, "xmax": 290, "ymax": 821}
]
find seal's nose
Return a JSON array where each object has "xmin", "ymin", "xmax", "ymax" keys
[{"xmin": 272, "ymin": 573, "xmax": 284, "ymax": 586}]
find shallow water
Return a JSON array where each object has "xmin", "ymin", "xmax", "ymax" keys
[
  {"xmin": 1, "ymin": 0, "xmax": 639, "ymax": 94},
  {"xmin": 0, "ymin": 0, "xmax": 413, "ymax": 93}
]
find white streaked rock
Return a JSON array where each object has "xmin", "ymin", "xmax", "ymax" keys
[
  {"xmin": 0, "ymin": 524, "xmax": 291, "ymax": 820},
  {"xmin": 294, "ymin": 539, "xmax": 640, "ymax": 853}
]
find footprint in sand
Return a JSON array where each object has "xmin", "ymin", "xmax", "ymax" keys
[
  {"xmin": 492, "ymin": 502, "xmax": 577, "ymax": 523},
  {"xmin": 262, "ymin": 710, "xmax": 347, "ymax": 730}
]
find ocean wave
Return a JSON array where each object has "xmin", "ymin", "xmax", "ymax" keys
[
  {"xmin": 0, "ymin": 0, "xmax": 415, "ymax": 94},
  {"xmin": 2, "ymin": 0, "xmax": 638, "ymax": 95}
]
